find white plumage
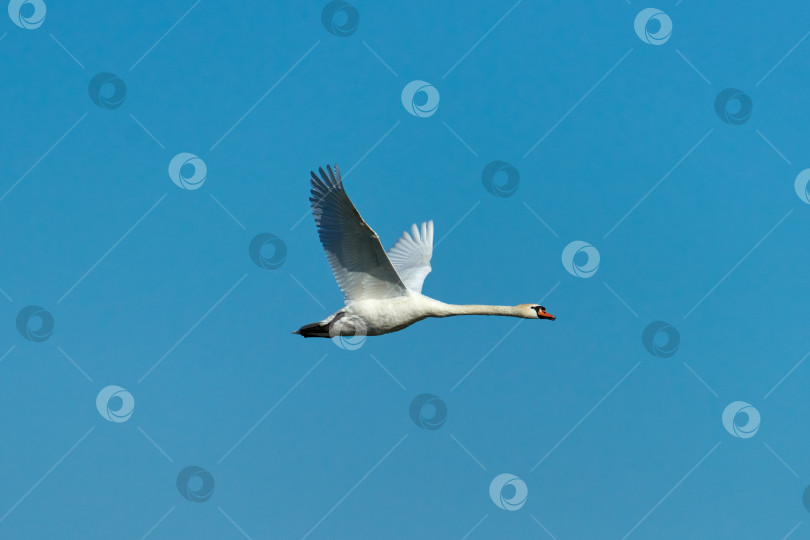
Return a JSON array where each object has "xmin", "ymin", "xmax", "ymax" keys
[
  {"xmin": 386, "ymin": 221, "xmax": 433, "ymax": 294},
  {"xmin": 295, "ymin": 165, "xmax": 556, "ymax": 338}
]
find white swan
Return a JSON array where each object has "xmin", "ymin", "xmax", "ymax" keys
[{"xmin": 294, "ymin": 165, "xmax": 555, "ymax": 338}]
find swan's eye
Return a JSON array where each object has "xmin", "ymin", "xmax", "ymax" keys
[{"xmin": 538, "ymin": 306, "xmax": 545, "ymax": 311}]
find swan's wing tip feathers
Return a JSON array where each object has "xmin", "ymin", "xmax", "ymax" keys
[
  {"xmin": 309, "ymin": 164, "xmax": 347, "ymax": 213},
  {"xmin": 410, "ymin": 220, "xmax": 435, "ymax": 245},
  {"xmin": 310, "ymin": 164, "xmax": 342, "ymax": 190}
]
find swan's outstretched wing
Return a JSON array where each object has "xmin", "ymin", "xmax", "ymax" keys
[
  {"xmin": 310, "ymin": 165, "xmax": 408, "ymax": 302},
  {"xmin": 386, "ymin": 220, "xmax": 433, "ymax": 294}
]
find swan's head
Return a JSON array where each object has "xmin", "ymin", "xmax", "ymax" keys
[{"xmin": 518, "ymin": 304, "xmax": 556, "ymax": 320}]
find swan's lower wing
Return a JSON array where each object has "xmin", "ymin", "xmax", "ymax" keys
[
  {"xmin": 386, "ymin": 220, "xmax": 433, "ymax": 294},
  {"xmin": 310, "ymin": 165, "xmax": 408, "ymax": 302}
]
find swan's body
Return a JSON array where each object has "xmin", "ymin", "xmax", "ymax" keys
[{"xmin": 295, "ymin": 165, "xmax": 555, "ymax": 338}]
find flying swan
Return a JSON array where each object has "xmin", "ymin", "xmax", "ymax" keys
[{"xmin": 294, "ymin": 165, "xmax": 556, "ymax": 338}]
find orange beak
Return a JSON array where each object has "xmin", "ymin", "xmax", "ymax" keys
[{"xmin": 538, "ymin": 308, "xmax": 556, "ymax": 321}]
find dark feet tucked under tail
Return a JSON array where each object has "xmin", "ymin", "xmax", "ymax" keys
[
  {"xmin": 293, "ymin": 321, "xmax": 331, "ymax": 338},
  {"xmin": 294, "ymin": 312, "xmax": 348, "ymax": 338}
]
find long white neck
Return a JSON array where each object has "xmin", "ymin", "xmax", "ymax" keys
[{"xmin": 430, "ymin": 302, "xmax": 524, "ymax": 318}]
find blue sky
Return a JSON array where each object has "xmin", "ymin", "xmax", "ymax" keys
[{"xmin": 1, "ymin": 0, "xmax": 810, "ymax": 538}]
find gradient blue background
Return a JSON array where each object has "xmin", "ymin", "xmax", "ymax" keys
[{"xmin": 1, "ymin": 1, "xmax": 809, "ymax": 538}]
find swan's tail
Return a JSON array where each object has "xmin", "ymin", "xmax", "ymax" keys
[{"xmin": 293, "ymin": 321, "xmax": 331, "ymax": 338}]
